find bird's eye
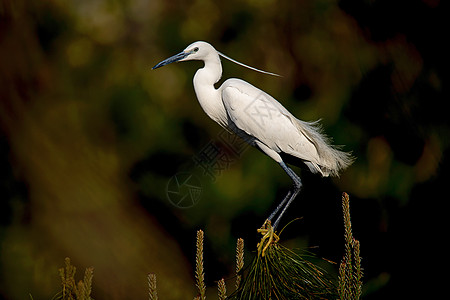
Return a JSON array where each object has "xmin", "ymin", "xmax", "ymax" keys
[{"xmin": 193, "ymin": 47, "xmax": 199, "ymax": 52}]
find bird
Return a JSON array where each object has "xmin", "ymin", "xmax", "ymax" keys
[{"xmin": 152, "ymin": 41, "xmax": 353, "ymax": 232}]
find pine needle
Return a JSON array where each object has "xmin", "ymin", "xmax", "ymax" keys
[
  {"xmin": 229, "ymin": 242, "xmax": 337, "ymax": 299},
  {"xmin": 195, "ymin": 230, "xmax": 206, "ymax": 300}
]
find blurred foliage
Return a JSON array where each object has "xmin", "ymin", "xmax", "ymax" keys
[{"xmin": 0, "ymin": 0, "xmax": 447, "ymax": 299}]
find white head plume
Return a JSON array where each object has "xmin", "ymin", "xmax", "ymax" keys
[{"xmin": 218, "ymin": 51, "xmax": 282, "ymax": 77}]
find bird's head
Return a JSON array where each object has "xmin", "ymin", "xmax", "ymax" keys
[
  {"xmin": 152, "ymin": 41, "xmax": 216, "ymax": 70},
  {"xmin": 152, "ymin": 41, "xmax": 281, "ymax": 77}
]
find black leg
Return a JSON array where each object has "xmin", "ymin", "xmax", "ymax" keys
[
  {"xmin": 268, "ymin": 190, "xmax": 291, "ymax": 222},
  {"xmin": 270, "ymin": 161, "xmax": 302, "ymax": 231}
]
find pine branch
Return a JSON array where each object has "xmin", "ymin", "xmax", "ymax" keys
[
  {"xmin": 235, "ymin": 238, "xmax": 244, "ymax": 290},
  {"xmin": 74, "ymin": 267, "xmax": 94, "ymax": 300},
  {"xmin": 352, "ymin": 239, "xmax": 363, "ymax": 299},
  {"xmin": 338, "ymin": 193, "xmax": 363, "ymax": 300},
  {"xmin": 195, "ymin": 230, "xmax": 206, "ymax": 300},
  {"xmin": 57, "ymin": 258, "xmax": 94, "ymax": 300},
  {"xmin": 230, "ymin": 241, "xmax": 337, "ymax": 299},
  {"xmin": 59, "ymin": 257, "xmax": 76, "ymax": 300},
  {"xmin": 148, "ymin": 273, "xmax": 158, "ymax": 300},
  {"xmin": 218, "ymin": 278, "xmax": 227, "ymax": 300}
]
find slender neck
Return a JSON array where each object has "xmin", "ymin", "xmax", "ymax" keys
[
  {"xmin": 192, "ymin": 54, "xmax": 228, "ymax": 127},
  {"xmin": 193, "ymin": 53, "xmax": 222, "ymax": 87}
]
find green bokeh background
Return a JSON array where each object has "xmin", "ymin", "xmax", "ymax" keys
[{"xmin": 0, "ymin": 0, "xmax": 447, "ymax": 299}]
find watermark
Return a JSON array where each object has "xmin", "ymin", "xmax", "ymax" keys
[
  {"xmin": 192, "ymin": 130, "xmax": 252, "ymax": 181},
  {"xmin": 166, "ymin": 92, "xmax": 278, "ymax": 208},
  {"xmin": 243, "ymin": 92, "xmax": 281, "ymax": 130},
  {"xmin": 166, "ymin": 172, "xmax": 202, "ymax": 209}
]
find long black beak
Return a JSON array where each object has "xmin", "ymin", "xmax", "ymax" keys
[{"xmin": 152, "ymin": 51, "xmax": 189, "ymax": 70}]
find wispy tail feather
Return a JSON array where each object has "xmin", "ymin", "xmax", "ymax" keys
[{"xmin": 294, "ymin": 119, "xmax": 354, "ymax": 177}]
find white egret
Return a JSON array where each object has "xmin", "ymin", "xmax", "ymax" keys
[{"xmin": 152, "ymin": 41, "xmax": 353, "ymax": 231}]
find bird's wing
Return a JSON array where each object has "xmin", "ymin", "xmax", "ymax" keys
[
  {"xmin": 222, "ymin": 79, "xmax": 354, "ymax": 176},
  {"xmin": 221, "ymin": 79, "xmax": 320, "ymax": 164}
]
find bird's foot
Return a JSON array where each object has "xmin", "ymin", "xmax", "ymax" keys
[{"xmin": 257, "ymin": 219, "xmax": 279, "ymax": 257}]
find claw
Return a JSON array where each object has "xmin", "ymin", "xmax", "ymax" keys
[{"xmin": 257, "ymin": 220, "xmax": 280, "ymax": 256}]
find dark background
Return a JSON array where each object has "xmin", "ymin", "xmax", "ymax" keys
[{"xmin": 1, "ymin": 0, "xmax": 447, "ymax": 299}]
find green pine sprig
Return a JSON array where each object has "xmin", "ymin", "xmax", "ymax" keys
[
  {"xmin": 229, "ymin": 241, "xmax": 337, "ymax": 299},
  {"xmin": 338, "ymin": 193, "xmax": 363, "ymax": 300}
]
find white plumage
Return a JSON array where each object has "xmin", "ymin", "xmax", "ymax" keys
[{"xmin": 153, "ymin": 41, "xmax": 353, "ymax": 229}]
